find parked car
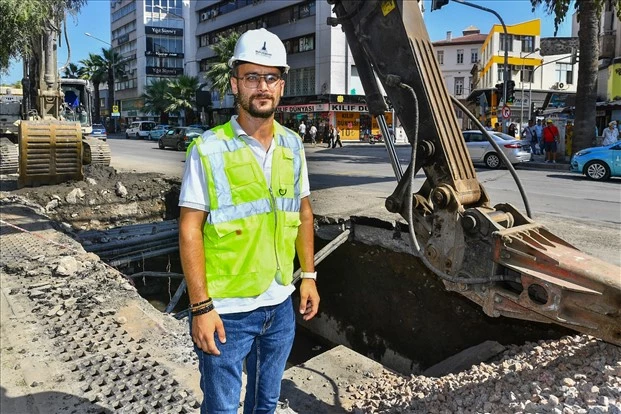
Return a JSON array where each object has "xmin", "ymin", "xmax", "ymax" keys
[
  {"xmin": 158, "ymin": 127, "xmax": 204, "ymax": 151},
  {"xmin": 187, "ymin": 124, "xmax": 209, "ymax": 131},
  {"xmin": 148, "ymin": 124, "xmax": 171, "ymax": 141},
  {"xmin": 570, "ymin": 142, "xmax": 621, "ymax": 181},
  {"xmin": 125, "ymin": 121, "xmax": 156, "ymax": 139},
  {"xmin": 462, "ymin": 130, "xmax": 532, "ymax": 168},
  {"xmin": 88, "ymin": 123, "xmax": 107, "ymax": 141}
]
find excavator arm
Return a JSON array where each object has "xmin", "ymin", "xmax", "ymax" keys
[{"xmin": 327, "ymin": 0, "xmax": 621, "ymax": 345}]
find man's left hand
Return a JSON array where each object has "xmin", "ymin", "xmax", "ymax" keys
[{"xmin": 299, "ymin": 279, "xmax": 320, "ymax": 321}]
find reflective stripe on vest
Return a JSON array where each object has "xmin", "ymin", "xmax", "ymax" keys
[{"xmin": 193, "ymin": 120, "xmax": 303, "ymax": 298}]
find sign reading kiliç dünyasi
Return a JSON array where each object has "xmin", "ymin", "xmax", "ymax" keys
[
  {"xmin": 330, "ymin": 104, "xmax": 369, "ymax": 112},
  {"xmin": 145, "ymin": 26, "xmax": 183, "ymax": 36},
  {"xmin": 276, "ymin": 103, "xmax": 372, "ymax": 113}
]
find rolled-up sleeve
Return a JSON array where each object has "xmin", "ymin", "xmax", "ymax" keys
[{"xmin": 179, "ymin": 146, "xmax": 210, "ymax": 212}]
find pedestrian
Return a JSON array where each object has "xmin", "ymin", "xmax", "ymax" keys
[
  {"xmin": 333, "ymin": 126, "xmax": 343, "ymax": 148},
  {"xmin": 535, "ymin": 119, "xmax": 544, "ymax": 156},
  {"xmin": 602, "ymin": 121, "xmax": 619, "ymax": 146},
  {"xmin": 542, "ymin": 119, "xmax": 560, "ymax": 163},
  {"xmin": 178, "ymin": 28, "xmax": 320, "ymax": 414},
  {"xmin": 508, "ymin": 123, "xmax": 517, "ymax": 138},
  {"xmin": 327, "ymin": 124, "xmax": 335, "ymax": 148},
  {"xmin": 298, "ymin": 120, "xmax": 306, "ymax": 142},
  {"xmin": 522, "ymin": 119, "xmax": 536, "ymax": 159},
  {"xmin": 309, "ymin": 124, "xmax": 317, "ymax": 146},
  {"xmin": 484, "ymin": 120, "xmax": 493, "ymax": 131},
  {"xmin": 494, "ymin": 122, "xmax": 501, "ymax": 132}
]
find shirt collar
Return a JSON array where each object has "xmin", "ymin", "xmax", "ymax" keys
[{"xmin": 230, "ymin": 115, "xmax": 276, "ymax": 153}]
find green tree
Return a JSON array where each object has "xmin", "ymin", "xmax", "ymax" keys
[
  {"xmin": 166, "ymin": 75, "xmax": 200, "ymax": 125},
  {"xmin": 0, "ymin": 0, "xmax": 87, "ymax": 72},
  {"xmin": 205, "ymin": 32, "xmax": 241, "ymax": 103},
  {"xmin": 100, "ymin": 47, "xmax": 126, "ymax": 128},
  {"xmin": 531, "ymin": 0, "xmax": 621, "ymax": 153},
  {"xmin": 62, "ymin": 62, "xmax": 85, "ymax": 79},
  {"xmin": 142, "ymin": 79, "xmax": 172, "ymax": 125},
  {"xmin": 80, "ymin": 53, "xmax": 107, "ymax": 124}
]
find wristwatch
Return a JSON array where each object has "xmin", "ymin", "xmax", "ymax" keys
[{"xmin": 300, "ymin": 271, "xmax": 317, "ymax": 280}]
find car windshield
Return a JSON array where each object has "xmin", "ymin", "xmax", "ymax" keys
[
  {"xmin": 186, "ymin": 128, "xmax": 204, "ymax": 135},
  {"xmin": 92, "ymin": 124, "xmax": 105, "ymax": 130}
]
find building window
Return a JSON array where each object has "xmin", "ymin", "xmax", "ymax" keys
[
  {"xmin": 454, "ymin": 77, "xmax": 464, "ymax": 95},
  {"xmin": 456, "ymin": 49, "xmax": 464, "ymax": 64},
  {"xmin": 283, "ymin": 34, "xmax": 315, "ymax": 55},
  {"xmin": 112, "ymin": 2, "xmax": 136, "ymax": 22},
  {"xmin": 437, "ymin": 50, "xmax": 444, "ymax": 65},
  {"xmin": 497, "ymin": 67, "xmax": 506, "ymax": 82},
  {"xmin": 470, "ymin": 48, "xmax": 478, "ymax": 63},
  {"xmin": 520, "ymin": 66, "xmax": 534, "ymax": 83},
  {"xmin": 521, "ymin": 36, "xmax": 535, "ymax": 53},
  {"xmin": 499, "ymin": 33, "xmax": 513, "ymax": 52},
  {"xmin": 284, "ymin": 67, "xmax": 315, "ymax": 96},
  {"xmin": 556, "ymin": 63, "xmax": 573, "ymax": 84}
]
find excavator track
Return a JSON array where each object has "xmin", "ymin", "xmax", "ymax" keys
[
  {"xmin": 83, "ymin": 138, "xmax": 111, "ymax": 166},
  {"xmin": 0, "ymin": 137, "xmax": 19, "ymax": 174}
]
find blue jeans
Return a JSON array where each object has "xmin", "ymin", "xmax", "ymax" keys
[{"xmin": 191, "ymin": 297, "xmax": 295, "ymax": 414}]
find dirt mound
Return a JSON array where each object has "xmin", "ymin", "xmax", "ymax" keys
[{"xmin": 1, "ymin": 165, "xmax": 181, "ymax": 231}]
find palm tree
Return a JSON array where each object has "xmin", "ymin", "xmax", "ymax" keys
[
  {"xmin": 62, "ymin": 62, "xmax": 85, "ymax": 79},
  {"xmin": 80, "ymin": 53, "xmax": 106, "ymax": 123},
  {"xmin": 100, "ymin": 47, "xmax": 126, "ymax": 129},
  {"xmin": 142, "ymin": 79, "xmax": 172, "ymax": 125},
  {"xmin": 530, "ymin": 0, "xmax": 621, "ymax": 153},
  {"xmin": 205, "ymin": 32, "xmax": 241, "ymax": 103},
  {"xmin": 165, "ymin": 75, "xmax": 200, "ymax": 125}
]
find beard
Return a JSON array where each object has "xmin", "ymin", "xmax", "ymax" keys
[{"xmin": 237, "ymin": 92, "xmax": 280, "ymax": 119}]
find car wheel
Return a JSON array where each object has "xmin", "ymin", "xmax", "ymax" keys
[
  {"xmin": 584, "ymin": 160, "xmax": 610, "ymax": 181},
  {"xmin": 158, "ymin": 139, "xmax": 165, "ymax": 149},
  {"xmin": 125, "ymin": 133, "xmax": 130, "ymax": 139},
  {"xmin": 484, "ymin": 152, "xmax": 501, "ymax": 169},
  {"xmin": 136, "ymin": 133, "xmax": 141, "ymax": 139},
  {"xmin": 176, "ymin": 140, "xmax": 185, "ymax": 151},
  {"xmin": 148, "ymin": 133, "xmax": 152, "ymax": 141}
]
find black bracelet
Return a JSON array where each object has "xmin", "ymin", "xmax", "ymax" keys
[
  {"xmin": 191, "ymin": 303, "xmax": 215, "ymax": 316},
  {"xmin": 189, "ymin": 298, "xmax": 212, "ymax": 309}
]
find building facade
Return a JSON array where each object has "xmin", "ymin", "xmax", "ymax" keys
[{"xmin": 432, "ymin": 27, "xmax": 487, "ymax": 129}]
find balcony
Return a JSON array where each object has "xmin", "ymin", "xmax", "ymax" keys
[{"xmin": 599, "ymin": 31, "xmax": 616, "ymax": 59}]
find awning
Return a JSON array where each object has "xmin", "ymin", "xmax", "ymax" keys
[{"xmin": 466, "ymin": 88, "xmax": 490, "ymax": 102}]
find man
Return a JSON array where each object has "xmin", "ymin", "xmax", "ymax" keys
[
  {"xmin": 309, "ymin": 124, "xmax": 317, "ymax": 146},
  {"xmin": 602, "ymin": 121, "xmax": 619, "ymax": 146},
  {"xmin": 298, "ymin": 120, "xmax": 306, "ymax": 142},
  {"xmin": 521, "ymin": 119, "xmax": 536, "ymax": 158},
  {"xmin": 178, "ymin": 28, "xmax": 320, "ymax": 414},
  {"xmin": 542, "ymin": 119, "xmax": 560, "ymax": 163},
  {"xmin": 535, "ymin": 119, "xmax": 544, "ymax": 156}
]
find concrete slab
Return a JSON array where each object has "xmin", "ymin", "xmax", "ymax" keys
[{"xmin": 281, "ymin": 345, "xmax": 389, "ymax": 413}]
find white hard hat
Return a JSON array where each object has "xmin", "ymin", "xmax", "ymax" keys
[{"xmin": 228, "ymin": 28, "xmax": 289, "ymax": 73}]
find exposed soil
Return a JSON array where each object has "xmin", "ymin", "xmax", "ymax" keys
[{"xmin": 0, "ymin": 165, "xmax": 181, "ymax": 231}]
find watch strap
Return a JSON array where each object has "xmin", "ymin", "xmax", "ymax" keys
[{"xmin": 300, "ymin": 271, "xmax": 317, "ymax": 280}]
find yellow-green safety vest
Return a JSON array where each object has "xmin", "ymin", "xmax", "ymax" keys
[{"xmin": 187, "ymin": 120, "xmax": 304, "ymax": 298}]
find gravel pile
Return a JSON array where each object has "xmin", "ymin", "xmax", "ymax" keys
[{"xmin": 351, "ymin": 335, "xmax": 620, "ymax": 413}]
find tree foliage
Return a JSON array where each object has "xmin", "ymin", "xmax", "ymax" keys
[
  {"xmin": 205, "ymin": 32, "xmax": 241, "ymax": 102},
  {"xmin": 80, "ymin": 53, "xmax": 106, "ymax": 123},
  {"xmin": 0, "ymin": 0, "xmax": 87, "ymax": 72},
  {"xmin": 165, "ymin": 75, "xmax": 201, "ymax": 125},
  {"xmin": 62, "ymin": 62, "xmax": 85, "ymax": 79},
  {"xmin": 142, "ymin": 79, "xmax": 172, "ymax": 124},
  {"xmin": 530, "ymin": 0, "xmax": 621, "ymax": 35}
]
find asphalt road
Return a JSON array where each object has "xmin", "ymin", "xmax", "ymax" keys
[{"xmin": 107, "ymin": 135, "xmax": 621, "ymax": 265}]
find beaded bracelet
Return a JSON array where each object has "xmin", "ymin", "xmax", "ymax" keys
[
  {"xmin": 190, "ymin": 298, "xmax": 213, "ymax": 310},
  {"xmin": 191, "ymin": 303, "xmax": 215, "ymax": 316}
]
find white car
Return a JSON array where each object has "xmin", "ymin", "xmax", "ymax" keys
[
  {"xmin": 462, "ymin": 130, "xmax": 532, "ymax": 168},
  {"xmin": 125, "ymin": 121, "xmax": 156, "ymax": 139}
]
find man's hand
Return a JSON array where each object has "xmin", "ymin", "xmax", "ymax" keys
[
  {"xmin": 192, "ymin": 310, "xmax": 226, "ymax": 355},
  {"xmin": 299, "ymin": 279, "xmax": 320, "ymax": 321}
]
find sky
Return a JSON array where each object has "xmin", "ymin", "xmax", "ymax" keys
[{"xmin": 0, "ymin": 0, "xmax": 574, "ymax": 85}]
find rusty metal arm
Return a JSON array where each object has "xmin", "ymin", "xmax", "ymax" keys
[{"xmin": 328, "ymin": 0, "xmax": 621, "ymax": 345}]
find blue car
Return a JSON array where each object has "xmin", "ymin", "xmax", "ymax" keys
[
  {"xmin": 88, "ymin": 123, "xmax": 107, "ymax": 141},
  {"xmin": 148, "ymin": 124, "xmax": 171, "ymax": 141},
  {"xmin": 570, "ymin": 142, "xmax": 621, "ymax": 180}
]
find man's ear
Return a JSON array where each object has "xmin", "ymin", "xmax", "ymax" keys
[{"xmin": 231, "ymin": 76, "xmax": 239, "ymax": 95}]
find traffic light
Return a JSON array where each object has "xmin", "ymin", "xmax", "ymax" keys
[
  {"xmin": 495, "ymin": 82, "xmax": 504, "ymax": 102},
  {"xmin": 431, "ymin": 0, "xmax": 449, "ymax": 11},
  {"xmin": 506, "ymin": 80, "xmax": 515, "ymax": 104}
]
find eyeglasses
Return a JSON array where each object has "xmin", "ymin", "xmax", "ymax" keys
[{"xmin": 235, "ymin": 73, "xmax": 282, "ymax": 89}]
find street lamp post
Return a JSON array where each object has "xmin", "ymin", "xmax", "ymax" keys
[
  {"xmin": 519, "ymin": 48, "xmax": 540, "ymax": 127},
  {"xmin": 85, "ymin": 32, "xmax": 117, "ymax": 131}
]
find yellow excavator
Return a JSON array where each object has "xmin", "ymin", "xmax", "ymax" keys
[{"xmin": 0, "ymin": 14, "xmax": 111, "ymax": 187}]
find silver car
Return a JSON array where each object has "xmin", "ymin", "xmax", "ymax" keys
[{"xmin": 462, "ymin": 130, "xmax": 532, "ymax": 168}]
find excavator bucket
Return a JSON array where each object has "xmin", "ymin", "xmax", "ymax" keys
[
  {"xmin": 83, "ymin": 138, "xmax": 111, "ymax": 166},
  {"xmin": 18, "ymin": 120, "xmax": 83, "ymax": 188}
]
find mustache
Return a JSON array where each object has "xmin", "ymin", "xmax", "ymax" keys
[{"xmin": 251, "ymin": 94, "xmax": 274, "ymax": 101}]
